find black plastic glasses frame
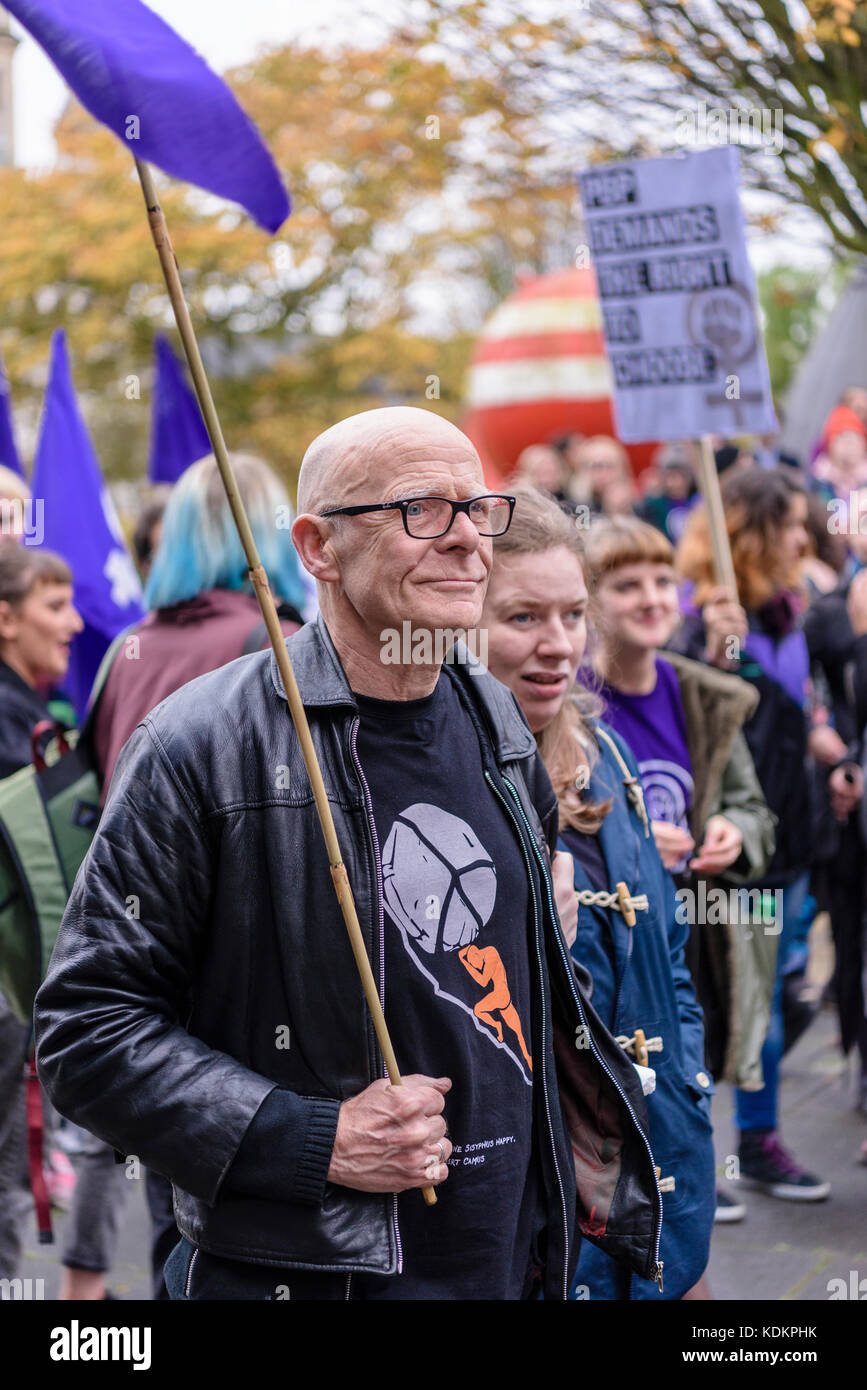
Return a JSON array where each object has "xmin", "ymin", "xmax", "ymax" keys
[{"xmin": 319, "ymin": 493, "xmax": 516, "ymax": 538}]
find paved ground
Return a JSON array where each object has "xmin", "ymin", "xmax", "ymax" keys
[
  {"xmin": 17, "ymin": 1006, "xmax": 867, "ymax": 1302},
  {"xmin": 707, "ymin": 1002, "xmax": 866, "ymax": 1302}
]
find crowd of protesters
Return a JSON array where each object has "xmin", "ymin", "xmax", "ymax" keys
[
  {"xmin": 516, "ymin": 390, "xmax": 867, "ymax": 1200},
  {"xmin": 0, "ymin": 386, "xmax": 864, "ymax": 1301}
]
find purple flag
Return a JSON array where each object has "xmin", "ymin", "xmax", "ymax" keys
[
  {"xmin": 0, "ymin": 350, "xmax": 23, "ymax": 478},
  {"xmin": 4, "ymin": 0, "xmax": 290, "ymax": 233},
  {"xmin": 148, "ymin": 334, "xmax": 211, "ymax": 484},
  {"xmin": 31, "ymin": 330, "xmax": 145, "ymax": 716}
]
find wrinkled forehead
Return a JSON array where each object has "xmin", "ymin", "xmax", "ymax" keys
[
  {"xmin": 336, "ymin": 424, "xmax": 484, "ymax": 503},
  {"xmin": 489, "ymin": 547, "xmax": 587, "ymax": 603}
]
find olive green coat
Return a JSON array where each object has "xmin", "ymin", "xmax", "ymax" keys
[{"xmin": 659, "ymin": 651, "xmax": 778, "ymax": 1090}]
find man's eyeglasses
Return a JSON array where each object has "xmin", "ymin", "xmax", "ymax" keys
[{"xmin": 319, "ymin": 494, "xmax": 516, "ymax": 539}]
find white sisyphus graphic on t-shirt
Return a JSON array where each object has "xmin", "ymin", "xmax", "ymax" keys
[
  {"xmin": 383, "ymin": 804, "xmax": 495, "ymax": 954},
  {"xmin": 382, "ymin": 804, "xmax": 533, "ymax": 1083}
]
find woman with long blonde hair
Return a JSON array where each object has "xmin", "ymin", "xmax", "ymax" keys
[{"xmin": 480, "ymin": 487, "xmax": 715, "ymax": 1301}]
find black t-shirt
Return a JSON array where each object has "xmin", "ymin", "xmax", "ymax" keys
[
  {"xmin": 353, "ymin": 673, "xmax": 543, "ymax": 1299},
  {"xmin": 0, "ymin": 658, "xmax": 54, "ymax": 778},
  {"xmin": 560, "ymin": 824, "xmax": 607, "ymax": 894}
]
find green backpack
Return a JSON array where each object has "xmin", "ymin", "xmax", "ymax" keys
[{"xmin": 0, "ymin": 632, "xmax": 127, "ymax": 1025}]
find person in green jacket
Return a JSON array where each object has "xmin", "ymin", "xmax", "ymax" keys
[{"xmin": 581, "ymin": 515, "xmax": 777, "ymax": 1224}]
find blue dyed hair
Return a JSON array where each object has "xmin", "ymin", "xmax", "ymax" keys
[{"xmin": 145, "ymin": 453, "xmax": 307, "ymax": 612}]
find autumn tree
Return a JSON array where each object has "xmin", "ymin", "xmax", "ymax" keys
[
  {"xmin": 0, "ymin": 34, "xmax": 575, "ymax": 487},
  {"xmin": 411, "ymin": 0, "xmax": 867, "ymax": 256},
  {"xmin": 758, "ymin": 263, "xmax": 832, "ymax": 396},
  {"xmin": 610, "ymin": 0, "xmax": 867, "ymax": 255},
  {"xmin": 6, "ymin": 6, "xmax": 858, "ymax": 495}
]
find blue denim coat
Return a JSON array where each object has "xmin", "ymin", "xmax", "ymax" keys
[{"xmin": 561, "ymin": 721, "xmax": 716, "ymax": 1300}]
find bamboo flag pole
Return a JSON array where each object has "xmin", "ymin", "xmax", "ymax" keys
[
  {"xmin": 134, "ymin": 159, "xmax": 437, "ymax": 1206},
  {"xmin": 695, "ymin": 435, "xmax": 738, "ymax": 598}
]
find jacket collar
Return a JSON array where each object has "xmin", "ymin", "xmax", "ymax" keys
[
  {"xmin": 269, "ymin": 611, "xmax": 536, "ymax": 762},
  {"xmin": 0, "ymin": 656, "xmax": 46, "ymax": 708},
  {"xmin": 269, "ymin": 611, "xmax": 356, "ymax": 710}
]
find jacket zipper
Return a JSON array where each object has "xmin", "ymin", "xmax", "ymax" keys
[
  {"xmin": 499, "ymin": 774, "xmax": 664, "ymax": 1291},
  {"xmin": 349, "ymin": 716, "xmax": 403, "ymax": 1276},
  {"xmin": 184, "ymin": 1247, "xmax": 199, "ymax": 1298},
  {"xmin": 484, "ymin": 770, "xmax": 570, "ymax": 1301}
]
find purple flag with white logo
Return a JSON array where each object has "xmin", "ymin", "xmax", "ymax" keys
[
  {"xmin": 148, "ymin": 334, "xmax": 211, "ymax": 484},
  {"xmin": 31, "ymin": 330, "xmax": 145, "ymax": 716},
  {"xmin": 4, "ymin": 0, "xmax": 290, "ymax": 233},
  {"xmin": 0, "ymin": 350, "xmax": 23, "ymax": 478}
]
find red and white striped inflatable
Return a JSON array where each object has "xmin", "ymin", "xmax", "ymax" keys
[{"xmin": 461, "ymin": 266, "xmax": 655, "ymax": 485}]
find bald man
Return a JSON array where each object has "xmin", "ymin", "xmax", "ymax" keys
[{"xmin": 34, "ymin": 408, "xmax": 662, "ymax": 1301}]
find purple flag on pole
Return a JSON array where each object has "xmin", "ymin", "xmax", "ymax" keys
[
  {"xmin": 0, "ymin": 350, "xmax": 23, "ymax": 478},
  {"xmin": 149, "ymin": 334, "xmax": 211, "ymax": 484},
  {"xmin": 4, "ymin": 0, "xmax": 290, "ymax": 233},
  {"xmin": 31, "ymin": 330, "xmax": 145, "ymax": 716}
]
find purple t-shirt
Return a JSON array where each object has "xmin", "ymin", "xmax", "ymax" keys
[{"xmin": 597, "ymin": 657, "xmax": 694, "ymax": 871}]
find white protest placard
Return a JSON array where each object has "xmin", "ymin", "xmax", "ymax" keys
[{"xmin": 577, "ymin": 147, "xmax": 778, "ymax": 443}]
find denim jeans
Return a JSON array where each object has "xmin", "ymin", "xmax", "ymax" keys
[
  {"xmin": 735, "ymin": 873, "xmax": 810, "ymax": 1133},
  {"xmin": 145, "ymin": 1169, "xmax": 180, "ymax": 1300}
]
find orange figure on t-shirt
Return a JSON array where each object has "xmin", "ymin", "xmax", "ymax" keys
[{"xmin": 458, "ymin": 943, "xmax": 533, "ymax": 1073}]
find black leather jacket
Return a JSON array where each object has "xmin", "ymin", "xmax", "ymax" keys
[{"xmin": 34, "ymin": 614, "xmax": 663, "ymax": 1298}]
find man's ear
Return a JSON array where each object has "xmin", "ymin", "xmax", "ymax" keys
[{"xmin": 291, "ymin": 514, "xmax": 341, "ymax": 584}]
